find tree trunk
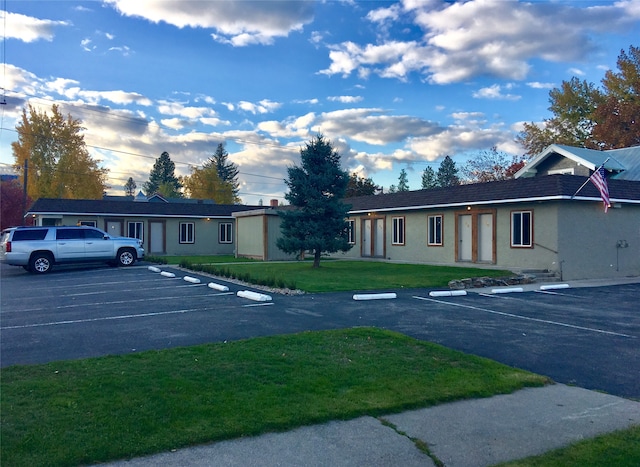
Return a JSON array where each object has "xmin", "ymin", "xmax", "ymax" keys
[{"xmin": 312, "ymin": 250, "xmax": 321, "ymax": 268}]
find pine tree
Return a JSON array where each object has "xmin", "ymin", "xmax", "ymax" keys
[
  {"xmin": 437, "ymin": 156, "xmax": 460, "ymax": 187},
  {"xmin": 143, "ymin": 151, "xmax": 183, "ymax": 197},
  {"xmin": 276, "ymin": 135, "xmax": 352, "ymax": 268},
  {"xmin": 397, "ymin": 169, "xmax": 410, "ymax": 191},
  {"xmin": 210, "ymin": 143, "xmax": 240, "ymax": 201},
  {"xmin": 124, "ymin": 177, "xmax": 137, "ymax": 196},
  {"xmin": 421, "ymin": 166, "xmax": 438, "ymax": 189}
]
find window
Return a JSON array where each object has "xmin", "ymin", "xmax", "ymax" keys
[
  {"xmin": 511, "ymin": 211, "xmax": 532, "ymax": 247},
  {"xmin": 392, "ymin": 217, "xmax": 405, "ymax": 245},
  {"xmin": 346, "ymin": 220, "xmax": 355, "ymax": 244},
  {"xmin": 84, "ymin": 228, "xmax": 105, "ymax": 239},
  {"xmin": 179, "ymin": 222, "xmax": 195, "ymax": 244},
  {"xmin": 219, "ymin": 222, "xmax": 233, "ymax": 244},
  {"xmin": 79, "ymin": 220, "xmax": 96, "ymax": 227},
  {"xmin": 428, "ymin": 215, "xmax": 443, "ymax": 246},
  {"xmin": 56, "ymin": 228, "xmax": 84, "ymax": 240},
  {"xmin": 128, "ymin": 222, "xmax": 144, "ymax": 242}
]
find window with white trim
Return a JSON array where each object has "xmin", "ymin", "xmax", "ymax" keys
[
  {"xmin": 428, "ymin": 215, "xmax": 443, "ymax": 246},
  {"xmin": 219, "ymin": 222, "xmax": 233, "ymax": 244},
  {"xmin": 511, "ymin": 211, "xmax": 532, "ymax": 247},
  {"xmin": 179, "ymin": 222, "xmax": 195, "ymax": 244},
  {"xmin": 346, "ymin": 220, "xmax": 355, "ymax": 244},
  {"xmin": 78, "ymin": 220, "xmax": 97, "ymax": 227},
  {"xmin": 127, "ymin": 221, "xmax": 143, "ymax": 241},
  {"xmin": 392, "ymin": 217, "xmax": 405, "ymax": 245}
]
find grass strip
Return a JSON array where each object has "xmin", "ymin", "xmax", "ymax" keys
[
  {"xmin": 179, "ymin": 260, "xmax": 514, "ymax": 293},
  {"xmin": 1, "ymin": 328, "xmax": 547, "ymax": 466},
  {"xmin": 496, "ymin": 425, "xmax": 640, "ymax": 467}
]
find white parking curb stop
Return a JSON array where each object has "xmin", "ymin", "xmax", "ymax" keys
[
  {"xmin": 491, "ymin": 287, "xmax": 524, "ymax": 294},
  {"xmin": 148, "ymin": 266, "xmax": 161, "ymax": 273},
  {"xmin": 353, "ymin": 293, "xmax": 397, "ymax": 301},
  {"xmin": 429, "ymin": 290, "xmax": 467, "ymax": 297},
  {"xmin": 208, "ymin": 282, "xmax": 230, "ymax": 292},
  {"xmin": 183, "ymin": 276, "xmax": 201, "ymax": 284},
  {"xmin": 237, "ymin": 290, "xmax": 272, "ymax": 302},
  {"xmin": 540, "ymin": 284, "xmax": 570, "ymax": 290},
  {"xmin": 160, "ymin": 271, "xmax": 176, "ymax": 278}
]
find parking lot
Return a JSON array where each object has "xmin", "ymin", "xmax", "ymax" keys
[{"xmin": 1, "ymin": 263, "xmax": 638, "ymax": 399}]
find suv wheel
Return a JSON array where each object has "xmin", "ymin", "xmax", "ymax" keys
[
  {"xmin": 117, "ymin": 248, "xmax": 136, "ymax": 267},
  {"xmin": 29, "ymin": 252, "xmax": 53, "ymax": 274}
]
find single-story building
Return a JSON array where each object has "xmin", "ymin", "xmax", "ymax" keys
[
  {"xmin": 23, "ymin": 144, "xmax": 640, "ymax": 280},
  {"xmin": 235, "ymin": 144, "xmax": 640, "ymax": 280},
  {"xmin": 26, "ymin": 194, "xmax": 260, "ymax": 256}
]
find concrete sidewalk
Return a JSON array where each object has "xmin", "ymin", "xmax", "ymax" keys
[{"xmin": 105, "ymin": 384, "xmax": 640, "ymax": 467}]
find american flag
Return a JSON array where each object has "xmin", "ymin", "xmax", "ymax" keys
[{"xmin": 589, "ymin": 166, "xmax": 610, "ymax": 213}]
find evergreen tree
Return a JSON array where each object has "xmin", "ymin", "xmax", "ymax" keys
[
  {"xmin": 210, "ymin": 143, "xmax": 240, "ymax": 201},
  {"xmin": 12, "ymin": 104, "xmax": 108, "ymax": 199},
  {"xmin": 437, "ymin": 155, "xmax": 460, "ymax": 187},
  {"xmin": 388, "ymin": 185, "xmax": 397, "ymax": 193},
  {"xmin": 143, "ymin": 151, "xmax": 183, "ymax": 197},
  {"xmin": 397, "ymin": 169, "xmax": 410, "ymax": 191},
  {"xmin": 421, "ymin": 166, "xmax": 438, "ymax": 189},
  {"xmin": 277, "ymin": 135, "xmax": 352, "ymax": 268},
  {"xmin": 124, "ymin": 177, "xmax": 137, "ymax": 196}
]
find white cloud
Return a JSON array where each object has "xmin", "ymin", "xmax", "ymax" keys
[
  {"xmin": 321, "ymin": 0, "xmax": 635, "ymax": 84},
  {"xmin": 314, "ymin": 108, "xmax": 442, "ymax": 145},
  {"xmin": 473, "ymin": 84, "xmax": 521, "ymax": 101},
  {"xmin": 238, "ymin": 99, "xmax": 282, "ymax": 115},
  {"xmin": 106, "ymin": 0, "xmax": 315, "ymax": 46},
  {"xmin": 3, "ymin": 11, "xmax": 69, "ymax": 42},
  {"xmin": 328, "ymin": 95, "xmax": 363, "ymax": 103},
  {"xmin": 527, "ymin": 82, "xmax": 555, "ymax": 89}
]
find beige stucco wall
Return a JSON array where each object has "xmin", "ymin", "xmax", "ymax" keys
[
  {"xmin": 236, "ymin": 214, "xmax": 266, "ymax": 259},
  {"xmin": 36, "ymin": 214, "xmax": 235, "ymax": 256}
]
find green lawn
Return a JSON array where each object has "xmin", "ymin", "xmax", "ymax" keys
[
  {"xmin": 175, "ymin": 259, "xmax": 514, "ymax": 292},
  {"xmin": 1, "ymin": 328, "xmax": 548, "ymax": 467},
  {"xmin": 496, "ymin": 425, "xmax": 640, "ymax": 467}
]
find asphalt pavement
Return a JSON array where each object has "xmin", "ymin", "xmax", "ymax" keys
[{"xmin": 2, "ymin": 264, "xmax": 639, "ymax": 465}]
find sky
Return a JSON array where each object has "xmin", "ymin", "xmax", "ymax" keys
[{"xmin": 1, "ymin": 0, "xmax": 639, "ymax": 205}]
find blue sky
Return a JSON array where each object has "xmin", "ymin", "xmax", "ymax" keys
[{"xmin": 1, "ymin": 0, "xmax": 638, "ymax": 204}]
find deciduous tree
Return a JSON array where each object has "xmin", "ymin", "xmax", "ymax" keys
[
  {"xmin": 518, "ymin": 45, "xmax": 639, "ymax": 154},
  {"xmin": 345, "ymin": 173, "xmax": 381, "ymax": 197},
  {"xmin": 277, "ymin": 135, "xmax": 352, "ymax": 268},
  {"xmin": 182, "ymin": 164, "xmax": 235, "ymax": 204},
  {"xmin": 11, "ymin": 104, "xmax": 108, "ymax": 199},
  {"xmin": 461, "ymin": 147, "xmax": 526, "ymax": 183},
  {"xmin": 143, "ymin": 151, "xmax": 182, "ymax": 197},
  {"xmin": 1, "ymin": 179, "xmax": 32, "ymax": 229}
]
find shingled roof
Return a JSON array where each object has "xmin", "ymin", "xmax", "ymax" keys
[
  {"xmin": 344, "ymin": 175, "xmax": 640, "ymax": 213},
  {"xmin": 27, "ymin": 198, "xmax": 261, "ymax": 218}
]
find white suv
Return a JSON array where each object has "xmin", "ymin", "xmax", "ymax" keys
[{"xmin": 0, "ymin": 226, "xmax": 145, "ymax": 274}]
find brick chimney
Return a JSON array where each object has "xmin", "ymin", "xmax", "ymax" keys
[{"xmin": 270, "ymin": 199, "xmax": 279, "ymax": 207}]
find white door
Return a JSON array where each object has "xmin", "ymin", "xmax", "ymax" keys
[
  {"xmin": 106, "ymin": 221, "xmax": 122, "ymax": 237},
  {"xmin": 374, "ymin": 218, "xmax": 384, "ymax": 257},
  {"xmin": 362, "ymin": 219, "xmax": 371, "ymax": 257},
  {"xmin": 149, "ymin": 222, "xmax": 165, "ymax": 253},
  {"xmin": 458, "ymin": 214, "xmax": 472, "ymax": 261},
  {"xmin": 477, "ymin": 213, "xmax": 494, "ymax": 263}
]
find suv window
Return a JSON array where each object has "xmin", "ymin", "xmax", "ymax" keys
[
  {"xmin": 84, "ymin": 228, "xmax": 106, "ymax": 239},
  {"xmin": 56, "ymin": 228, "xmax": 84, "ymax": 240},
  {"xmin": 12, "ymin": 229, "xmax": 49, "ymax": 241}
]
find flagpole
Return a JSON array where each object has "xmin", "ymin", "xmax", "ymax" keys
[{"xmin": 571, "ymin": 157, "xmax": 610, "ymax": 199}]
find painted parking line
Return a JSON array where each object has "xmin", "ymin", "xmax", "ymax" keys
[
  {"xmin": 412, "ymin": 296, "xmax": 636, "ymax": 339},
  {"xmin": 242, "ymin": 302, "xmax": 275, "ymax": 308},
  {"xmin": 3, "ymin": 292, "xmax": 235, "ymax": 315},
  {"xmin": 1, "ymin": 307, "xmax": 216, "ymax": 330}
]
